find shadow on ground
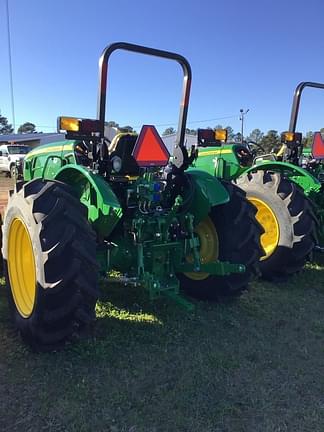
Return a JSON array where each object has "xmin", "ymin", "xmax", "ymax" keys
[{"xmin": 1, "ymin": 264, "xmax": 324, "ymax": 431}]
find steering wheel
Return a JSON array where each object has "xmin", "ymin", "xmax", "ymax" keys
[
  {"xmin": 246, "ymin": 140, "xmax": 266, "ymax": 156},
  {"xmin": 234, "ymin": 145, "xmax": 254, "ymax": 167}
]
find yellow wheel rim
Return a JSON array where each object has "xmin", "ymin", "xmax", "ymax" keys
[
  {"xmin": 8, "ymin": 218, "xmax": 36, "ymax": 318},
  {"xmin": 249, "ymin": 197, "xmax": 280, "ymax": 261},
  {"xmin": 185, "ymin": 217, "xmax": 219, "ymax": 280}
]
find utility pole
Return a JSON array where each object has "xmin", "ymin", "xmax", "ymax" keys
[
  {"xmin": 6, "ymin": 0, "xmax": 15, "ymax": 132},
  {"xmin": 239, "ymin": 108, "xmax": 249, "ymax": 143}
]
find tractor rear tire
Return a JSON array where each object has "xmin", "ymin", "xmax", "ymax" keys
[
  {"xmin": 2, "ymin": 178, "xmax": 99, "ymax": 350},
  {"xmin": 236, "ymin": 171, "xmax": 318, "ymax": 279},
  {"xmin": 178, "ymin": 181, "xmax": 263, "ymax": 300}
]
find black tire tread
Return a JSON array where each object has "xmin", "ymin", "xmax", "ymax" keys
[
  {"xmin": 178, "ymin": 180, "xmax": 263, "ymax": 300},
  {"xmin": 237, "ymin": 171, "xmax": 318, "ymax": 279},
  {"xmin": 3, "ymin": 178, "xmax": 99, "ymax": 351}
]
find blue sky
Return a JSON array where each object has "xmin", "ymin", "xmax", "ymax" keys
[{"xmin": 1, "ymin": 0, "xmax": 324, "ymax": 137}]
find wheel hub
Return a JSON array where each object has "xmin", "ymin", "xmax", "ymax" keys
[
  {"xmin": 185, "ymin": 216, "xmax": 219, "ymax": 280},
  {"xmin": 8, "ymin": 218, "xmax": 36, "ymax": 318},
  {"xmin": 249, "ymin": 197, "xmax": 280, "ymax": 260}
]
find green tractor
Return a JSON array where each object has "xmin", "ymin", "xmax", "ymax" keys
[
  {"xmin": 193, "ymin": 102, "xmax": 319, "ymax": 280},
  {"xmin": 276, "ymin": 81, "xmax": 324, "ymax": 244},
  {"xmin": 2, "ymin": 43, "xmax": 262, "ymax": 350}
]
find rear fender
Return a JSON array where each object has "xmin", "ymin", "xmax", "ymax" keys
[
  {"xmin": 187, "ymin": 170, "xmax": 229, "ymax": 224},
  {"xmin": 55, "ymin": 165, "xmax": 122, "ymax": 237},
  {"xmin": 242, "ymin": 161, "xmax": 321, "ymax": 196}
]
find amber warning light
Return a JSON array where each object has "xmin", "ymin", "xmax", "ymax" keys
[
  {"xmin": 58, "ymin": 116, "xmax": 101, "ymax": 137},
  {"xmin": 132, "ymin": 125, "xmax": 170, "ymax": 167}
]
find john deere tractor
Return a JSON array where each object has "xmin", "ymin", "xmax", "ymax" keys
[
  {"xmin": 193, "ymin": 108, "xmax": 319, "ymax": 280},
  {"xmin": 2, "ymin": 43, "xmax": 262, "ymax": 350},
  {"xmin": 274, "ymin": 81, "xmax": 324, "ymax": 244}
]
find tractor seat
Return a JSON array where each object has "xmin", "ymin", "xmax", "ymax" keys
[{"xmin": 109, "ymin": 133, "xmax": 140, "ymax": 175}]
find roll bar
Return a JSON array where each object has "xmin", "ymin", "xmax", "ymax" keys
[
  {"xmin": 289, "ymin": 81, "xmax": 324, "ymax": 132},
  {"xmin": 97, "ymin": 42, "xmax": 192, "ymax": 150}
]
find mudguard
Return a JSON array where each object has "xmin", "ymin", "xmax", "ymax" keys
[
  {"xmin": 187, "ymin": 169, "xmax": 229, "ymax": 224},
  {"xmin": 55, "ymin": 165, "xmax": 122, "ymax": 237},
  {"xmin": 242, "ymin": 161, "xmax": 321, "ymax": 196}
]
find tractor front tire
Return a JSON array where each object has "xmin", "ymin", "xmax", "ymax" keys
[
  {"xmin": 2, "ymin": 179, "xmax": 99, "ymax": 350},
  {"xmin": 10, "ymin": 164, "xmax": 17, "ymax": 179},
  {"xmin": 178, "ymin": 181, "xmax": 263, "ymax": 300},
  {"xmin": 236, "ymin": 171, "xmax": 318, "ymax": 279}
]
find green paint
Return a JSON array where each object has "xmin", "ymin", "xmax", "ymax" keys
[
  {"xmin": 55, "ymin": 165, "xmax": 123, "ymax": 237},
  {"xmin": 194, "ymin": 143, "xmax": 321, "ymax": 196},
  {"xmin": 187, "ymin": 170, "xmax": 229, "ymax": 224},
  {"xmin": 193, "ymin": 145, "xmax": 246, "ymax": 180},
  {"xmin": 243, "ymin": 161, "xmax": 321, "ymax": 196},
  {"xmin": 22, "ymin": 137, "xmax": 247, "ymax": 304},
  {"xmin": 194, "ymin": 142, "xmax": 324, "ymax": 248}
]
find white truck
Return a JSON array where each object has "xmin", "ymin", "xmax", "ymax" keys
[{"xmin": 0, "ymin": 144, "xmax": 31, "ymax": 177}]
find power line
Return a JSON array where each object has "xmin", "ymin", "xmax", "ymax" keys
[
  {"xmin": 11, "ymin": 122, "xmax": 57, "ymax": 130},
  {"xmin": 5, "ymin": 0, "xmax": 15, "ymax": 132},
  {"xmin": 20, "ymin": 114, "xmax": 239, "ymax": 132},
  {"xmin": 132, "ymin": 114, "xmax": 238, "ymax": 129},
  {"xmin": 187, "ymin": 115, "xmax": 238, "ymax": 124},
  {"xmin": 27, "ymin": 125, "xmax": 56, "ymax": 129}
]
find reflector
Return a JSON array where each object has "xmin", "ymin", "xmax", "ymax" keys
[
  {"xmin": 312, "ymin": 132, "xmax": 324, "ymax": 159},
  {"xmin": 132, "ymin": 125, "xmax": 170, "ymax": 167}
]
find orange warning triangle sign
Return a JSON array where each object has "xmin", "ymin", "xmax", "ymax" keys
[
  {"xmin": 132, "ymin": 125, "xmax": 170, "ymax": 167},
  {"xmin": 312, "ymin": 132, "xmax": 324, "ymax": 159}
]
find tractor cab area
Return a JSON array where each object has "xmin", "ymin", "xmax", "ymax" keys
[
  {"xmin": 276, "ymin": 130, "xmax": 324, "ymax": 184},
  {"xmin": 56, "ymin": 118, "xmax": 183, "ymax": 216},
  {"xmin": 194, "ymin": 128, "xmax": 254, "ymax": 180}
]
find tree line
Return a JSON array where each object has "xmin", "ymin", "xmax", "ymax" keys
[
  {"xmin": 162, "ymin": 125, "xmax": 324, "ymax": 153},
  {"xmin": 0, "ymin": 113, "xmax": 37, "ymax": 134},
  {"xmin": 1, "ymin": 113, "xmax": 323, "ymax": 153}
]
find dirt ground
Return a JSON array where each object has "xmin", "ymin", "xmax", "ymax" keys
[{"xmin": 0, "ymin": 176, "xmax": 14, "ymax": 216}]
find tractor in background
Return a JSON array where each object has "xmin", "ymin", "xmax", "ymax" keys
[
  {"xmin": 193, "ymin": 109, "xmax": 319, "ymax": 280},
  {"xmin": 274, "ymin": 81, "xmax": 324, "ymax": 245},
  {"xmin": 2, "ymin": 43, "xmax": 262, "ymax": 350}
]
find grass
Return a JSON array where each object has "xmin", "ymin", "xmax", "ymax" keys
[{"xmin": 1, "ymin": 263, "xmax": 324, "ymax": 431}]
